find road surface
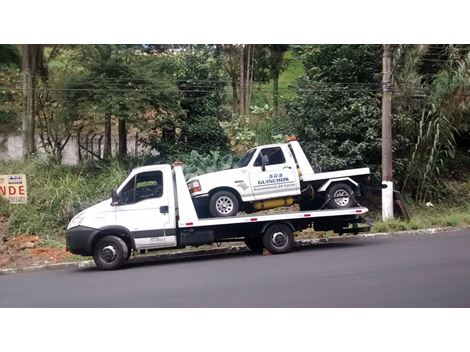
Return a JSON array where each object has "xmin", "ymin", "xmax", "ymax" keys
[{"xmin": 1, "ymin": 229, "xmax": 470, "ymax": 307}]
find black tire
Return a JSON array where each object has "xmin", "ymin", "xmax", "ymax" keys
[
  {"xmin": 244, "ymin": 235, "xmax": 264, "ymax": 253},
  {"xmin": 209, "ymin": 191, "xmax": 239, "ymax": 217},
  {"xmin": 262, "ymin": 224, "xmax": 294, "ymax": 254},
  {"xmin": 92, "ymin": 235, "xmax": 129, "ymax": 270},
  {"xmin": 326, "ymin": 183, "xmax": 356, "ymax": 209}
]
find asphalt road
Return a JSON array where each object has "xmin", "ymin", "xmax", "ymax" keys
[{"xmin": 1, "ymin": 229, "xmax": 470, "ymax": 307}]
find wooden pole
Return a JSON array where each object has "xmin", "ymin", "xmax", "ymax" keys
[{"xmin": 382, "ymin": 44, "xmax": 394, "ymax": 220}]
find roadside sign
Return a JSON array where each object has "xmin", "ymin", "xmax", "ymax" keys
[{"xmin": 0, "ymin": 174, "xmax": 28, "ymax": 204}]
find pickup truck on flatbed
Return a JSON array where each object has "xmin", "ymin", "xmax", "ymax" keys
[
  {"xmin": 187, "ymin": 139, "xmax": 370, "ymax": 217},
  {"xmin": 66, "ymin": 163, "xmax": 370, "ymax": 270}
]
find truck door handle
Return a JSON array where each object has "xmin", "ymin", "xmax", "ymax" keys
[
  {"xmin": 284, "ymin": 166, "xmax": 292, "ymax": 169},
  {"xmin": 160, "ymin": 206, "xmax": 169, "ymax": 214}
]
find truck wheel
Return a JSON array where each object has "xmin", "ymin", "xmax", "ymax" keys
[
  {"xmin": 244, "ymin": 235, "xmax": 264, "ymax": 253},
  {"xmin": 326, "ymin": 183, "xmax": 356, "ymax": 209},
  {"xmin": 93, "ymin": 235, "xmax": 129, "ymax": 270},
  {"xmin": 209, "ymin": 191, "xmax": 239, "ymax": 217},
  {"xmin": 262, "ymin": 224, "xmax": 294, "ymax": 254}
]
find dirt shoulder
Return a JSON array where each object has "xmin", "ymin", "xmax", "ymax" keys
[{"xmin": 0, "ymin": 216, "xmax": 72, "ymax": 269}]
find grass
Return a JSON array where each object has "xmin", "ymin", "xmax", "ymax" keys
[
  {"xmin": 0, "ymin": 158, "xmax": 128, "ymax": 247},
  {"xmin": 371, "ymin": 205, "xmax": 470, "ymax": 233},
  {"xmin": 251, "ymin": 50, "xmax": 305, "ymax": 107}
]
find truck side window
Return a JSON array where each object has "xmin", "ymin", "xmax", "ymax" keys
[
  {"xmin": 119, "ymin": 171, "xmax": 163, "ymax": 205},
  {"xmin": 254, "ymin": 147, "xmax": 286, "ymax": 166}
]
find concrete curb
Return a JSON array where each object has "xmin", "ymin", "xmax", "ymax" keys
[{"xmin": 0, "ymin": 225, "xmax": 463, "ymax": 276}]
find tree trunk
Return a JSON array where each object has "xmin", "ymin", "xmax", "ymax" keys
[
  {"xmin": 239, "ymin": 46, "xmax": 245, "ymax": 115},
  {"xmin": 273, "ymin": 69, "xmax": 280, "ymax": 114},
  {"xmin": 21, "ymin": 44, "xmax": 43, "ymax": 159},
  {"xmin": 103, "ymin": 113, "xmax": 112, "ymax": 159},
  {"xmin": 231, "ymin": 78, "xmax": 238, "ymax": 113},
  {"xmin": 239, "ymin": 44, "xmax": 254, "ymax": 115},
  {"xmin": 118, "ymin": 117, "xmax": 127, "ymax": 157}
]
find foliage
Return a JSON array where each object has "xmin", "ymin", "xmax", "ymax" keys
[
  {"xmin": 221, "ymin": 104, "xmax": 287, "ymax": 154},
  {"xmin": 178, "ymin": 149, "xmax": 234, "ymax": 180},
  {"xmin": 393, "ymin": 45, "xmax": 470, "ymax": 201},
  {"xmin": 286, "ymin": 45, "xmax": 382, "ymax": 177},
  {"xmin": 0, "ymin": 45, "xmax": 21, "ymax": 132},
  {"xmin": 173, "ymin": 48, "xmax": 230, "ymax": 154}
]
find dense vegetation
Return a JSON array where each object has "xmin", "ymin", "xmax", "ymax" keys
[{"xmin": 0, "ymin": 44, "xmax": 469, "ymax": 245}]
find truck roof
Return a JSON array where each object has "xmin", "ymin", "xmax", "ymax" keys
[{"xmin": 131, "ymin": 164, "xmax": 171, "ymax": 174}]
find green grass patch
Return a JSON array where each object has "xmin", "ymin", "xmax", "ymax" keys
[
  {"xmin": 371, "ymin": 204, "xmax": 470, "ymax": 233},
  {"xmin": 0, "ymin": 158, "xmax": 128, "ymax": 247}
]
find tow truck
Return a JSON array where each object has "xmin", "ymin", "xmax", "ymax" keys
[
  {"xmin": 187, "ymin": 138, "xmax": 370, "ymax": 217},
  {"xmin": 66, "ymin": 162, "xmax": 370, "ymax": 270}
]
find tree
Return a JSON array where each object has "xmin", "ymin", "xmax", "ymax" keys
[
  {"xmin": 393, "ymin": 44, "xmax": 470, "ymax": 201},
  {"xmin": 239, "ymin": 45, "xmax": 255, "ymax": 115},
  {"xmin": 21, "ymin": 44, "xmax": 44, "ymax": 159},
  {"xmin": 65, "ymin": 45, "xmax": 167, "ymax": 158},
  {"xmin": 0, "ymin": 45, "xmax": 21, "ymax": 133},
  {"xmin": 175, "ymin": 47, "xmax": 229, "ymax": 154},
  {"xmin": 286, "ymin": 45, "xmax": 382, "ymax": 174},
  {"xmin": 269, "ymin": 45, "xmax": 289, "ymax": 114}
]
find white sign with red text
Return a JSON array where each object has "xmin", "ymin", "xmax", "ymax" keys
[{"xmin": 0, "ymin": 174, "xmax": 27, "ymax": 204}]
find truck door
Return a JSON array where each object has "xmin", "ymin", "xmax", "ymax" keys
[
  {"xmin": 114, "ymin": 170, "xmax": 175, "ymax": 247},
  {"xmin": 249, "ymin": 146, "xmax": 300, "ymax": 200}
]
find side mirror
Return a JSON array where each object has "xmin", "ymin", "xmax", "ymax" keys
[
  {"xmin": 111, "ymin": 189, "xmax": 119, "ymax": 205},
  {"xmin": 261, "ymin": 155, "xmax": 269, "ymax": 172}
]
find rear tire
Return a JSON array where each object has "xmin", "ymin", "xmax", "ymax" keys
[
  {"xmin": 93, "ymin": 235, "xmax": 128, "ymax": 270},
  {"xmin": 262, "ymin": 224, "xmax": 294, "ymax": 254},
  {"xmin": 326, "ymin": 183, "xmax": 356, "ymax": 209},
  {"xmin": 209, "ymin": 191, "xmax": 239, "ymax": 217}
]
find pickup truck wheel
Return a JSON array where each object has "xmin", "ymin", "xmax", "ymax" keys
[
  {"xmin": 244, "ymin": 235, "xmax": 264, "ymax": 253},
  {"xmin": 93, "ymin": 235, "xmax": 128, "ymax": 270},
  {"xmin": 263, "ymin": 224, "xmax": 294, "ymax": 254},
  {"xmin": 209, "ymin": 191, "xmax": 239, "ymax": 217},
  {"xmin": 326, "ymin": 183, "xmax": 356, "ymax": 209}
]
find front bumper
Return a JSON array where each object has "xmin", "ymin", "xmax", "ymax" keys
[{"xmin": 66, "ymin": 225, "xmax": 97, "ymax": 256}]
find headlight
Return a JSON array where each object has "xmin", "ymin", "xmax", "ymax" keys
[
  {"xmin": 67, "ymin": 211, "xmax": 85, "ymax": 229},
  {"xmin": 187, "ymin": 179, "xmax": 201, "ymax": 193}
]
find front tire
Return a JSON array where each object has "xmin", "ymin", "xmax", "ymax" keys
[
  {"xmin": 262, "ymin": 224, "xmax": 294, "ymax": 254},
  {"xmin": 93, "ymin": 235, "xmax": 129, "ymax": 270},
  {"xmin": 209, "ymin": 191, "xmax": 239, "ymax": 217},
  {"xmin": 326, "ymin": 183, "xmax": 356, "ymax": 209}
]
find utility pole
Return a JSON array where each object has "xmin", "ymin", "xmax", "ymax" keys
[{"xmin": 382, "ymin": 44, "xmax": 394, "ymax": 220}]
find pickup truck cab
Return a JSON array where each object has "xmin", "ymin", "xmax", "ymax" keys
[{"xmin": 187, "ymin": 140, "xmax": 370, "ymax": 217}]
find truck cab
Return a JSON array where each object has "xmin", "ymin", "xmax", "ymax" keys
[{"xmin": 187, "ymin": 140, "xmax": 370, "ymax": 217}]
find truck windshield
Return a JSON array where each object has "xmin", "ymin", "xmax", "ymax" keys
[{"xmin": 237, "ymin": 148, "xmax": 256, "ymax": 168}]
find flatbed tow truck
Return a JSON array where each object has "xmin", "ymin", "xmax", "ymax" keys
[{"xmin": 66, "ymin": 163, "xmax": 370, "ymax": 270}]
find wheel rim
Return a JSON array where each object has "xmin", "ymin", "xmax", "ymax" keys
[
  {"xmin": 100, "ymin": 245, "xmax": 117, "ymax": 263},
  {"xmin": 215, "ymin": 196, "xmax": 234, "ymax": 215},
  {"xmin": 333, "ymin": 189, "xmax": 349, "ymax": 207},
  {"xmin": 271, "ymin": 231, "xmax": 288, "ymax": 248}
]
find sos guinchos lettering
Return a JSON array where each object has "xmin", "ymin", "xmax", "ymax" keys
[{"xmin": 0, "ymin": 174, "xmax": 27, "ymax": 204}]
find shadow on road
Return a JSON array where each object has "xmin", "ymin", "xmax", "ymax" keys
[{"xmin": 75, "ymin": 239, "xmax": 370, "ymax": 273}]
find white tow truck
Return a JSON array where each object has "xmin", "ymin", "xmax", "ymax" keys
[
  {"xmin": 187, "ymin": 139, "xmax": 370, "ymax": 217},
  {"xmin": 66, "ymin": 162, "xmax": 370, "ymax": 270}
]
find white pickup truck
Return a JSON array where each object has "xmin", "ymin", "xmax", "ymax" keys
[
  {"xmin": 187, "ymin": 140, "xmax": 370, "ymax": 217},
  {"xmin": 66, "ymin": 163, "xmax": 370, "ymax": 270}
]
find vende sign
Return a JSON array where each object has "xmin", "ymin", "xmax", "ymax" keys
[{"xmin": 0, "ymin": 174, "xmax": 28, "ymax": 204}]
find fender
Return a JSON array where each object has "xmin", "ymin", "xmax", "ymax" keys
[
  {"xmin": 89, "ymin": 225, "xmax": 136, "ymax": 252},
  {"xmin": 317, "ymin": 177, "xmax": 358, "ymax": 192},
  {"xmin": 260, "ymin": 220, "xmax": 295, "ymax": 234}
]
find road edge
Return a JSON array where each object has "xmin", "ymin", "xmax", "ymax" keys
[{"xmin": 0, "ymin": 225, "xmax": 463, "ymax": 276}]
